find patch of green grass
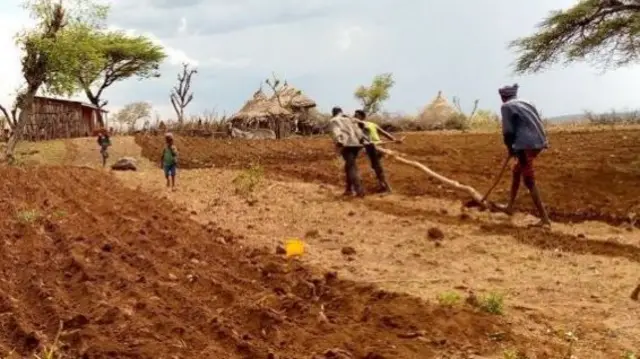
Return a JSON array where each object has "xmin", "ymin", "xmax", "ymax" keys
[
  {"xmin": 16, "ymin": 209, "xmax": 41, "ymax": 224},
  {"xmin": 52, "ymin": 210, "xmax": 67, "ymax": 219},
  {"xmin": 436, "ymin": 291, "xmax": 462, "ymax": 306},
  {"xmin": 623, "ymin": 351, "xmax": 637, "ymax": 359},
  {"xmin": 34, "ymin": 346, "xmax": 63, "ymax": 359},
  {"xmin": 502, "ymin": 349, "xmax": 520, "ymax": 359},
  {"xmin": 232, "ymin": 164, "xmax": 264, "ymax": 197},
  {"xmin": 478, "ymin": 292, "xmax": 504, "ymax": 315}
]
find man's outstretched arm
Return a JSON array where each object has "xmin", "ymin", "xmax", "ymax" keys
[{"xmin": 376, "ymin": 124, "xmax": 397, "ymax": 142}]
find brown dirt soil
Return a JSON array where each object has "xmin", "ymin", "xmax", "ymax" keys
[
  {"xmin": 136, "ymin": 128, "xmax": 640, "ymax": 227},
  {"xmin": 0, "ymin": 166, "xmax": 564, "ymax": 358},
  {"xmin": 115, "ymin": 166, "xmax": 640, "ymax": 359}
]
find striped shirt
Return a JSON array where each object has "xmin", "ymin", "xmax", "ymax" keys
[
  {"xmin": 500, "ymin": 98, "xmax": 548, "ymax": 151},
  {"xmin": 328, "ymin": 115, "xmax": 368, "ymax": 147}
]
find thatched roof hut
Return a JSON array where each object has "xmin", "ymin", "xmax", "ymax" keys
[
  {"xmin": 419, "ymin": 90, "xmax": 458, "ymax": 120},
  {"xmin": 229, "ymin": 88, "xmax": 291, "ymax": 125},
  {"xmin": 229, "ymin": 82, "xmax": 318, "ymax": 138},
  {"xmin": 275, "ymin": 84, "xmax": 316, "ymax": 110}
]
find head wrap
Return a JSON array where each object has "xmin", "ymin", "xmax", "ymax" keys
[
  {"xmin": 165, "ymin": 132, "xmax": 173, "ymax": 139},
  {"xmin": 498, "ymin": 83, "xmax": 519, "ymax": 98}
]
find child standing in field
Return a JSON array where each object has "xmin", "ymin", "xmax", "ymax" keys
[
  {"xmin": 97, "ymin": 129, "xmax": 111, "ymax": 167},
  {"xmin": 160, "ymin": 133, "xmax": 178, "ymax": 190}
]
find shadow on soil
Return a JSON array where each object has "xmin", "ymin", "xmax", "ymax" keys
[
  {"xmin": 477, "ymin": 223, "xmax": 640, "ymax": 264},
  {"xmin": 359, "ymin": 198, "xmax": 640, "ymax": 264}
]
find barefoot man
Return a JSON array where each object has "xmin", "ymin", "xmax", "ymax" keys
[{"xmin": 497, "ymin": 84, "xmax": 551, "ymax": 227}]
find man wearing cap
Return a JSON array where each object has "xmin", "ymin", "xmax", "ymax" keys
[
  {"xmin": 497, "ymin": 83, "xmax": 551, "ymax": 227},
  {"xmin": 328, "ymin": 106, "xmax": 367, "ymax": 197}
]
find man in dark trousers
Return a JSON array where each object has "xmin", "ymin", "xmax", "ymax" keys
[
  {"xmin": 353, "ymin": 109, "xmax": 399, "ymax": 193},
  {"xmin": 497, "ymin": 83, "xmax": 551, "ymax": 228},
  {"xmin": 328, "ymin": 106, "xmax": 367, "ymax": 197}
]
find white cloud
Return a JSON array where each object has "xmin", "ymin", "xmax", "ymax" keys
[
  {"xmin": 336, "ymin": 26, "xmax": 364, "ymax": 51},
  {"xmin": 177, "ymin": 17, "xmax": 187, "ymax": 35},
  {"xmin": 205, "ymin": 57, "xmax": 251, "ymax": 69},
  {"xmin": 4, "ymin": 0, "xmax": 640, "ymax": 121},
  {"xmin": 107, "ymin": 25, "xmax": 199, "ymax": 66},
  {"xmin": 0, "ymin": 8, "xmax": 29, "ymax": 109}
]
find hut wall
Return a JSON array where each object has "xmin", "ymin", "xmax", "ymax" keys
[
  {"xmin": 82, "ymin": 107, "xmax": 97, "ymax": 135},
  {"xmin": 25, "ymin": 98, "xmax": 89, "ymax": 140}
]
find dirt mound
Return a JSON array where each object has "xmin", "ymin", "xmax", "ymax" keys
[
  {"xmin": 136, "ymin": 129, "xmax": 640, "ymax": 227},
  {"xmin": 0, "ymin": 166, "xmax": 559, "ymax": 358}
]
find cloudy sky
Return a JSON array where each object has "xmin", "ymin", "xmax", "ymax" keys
[{"xmin": 1, "ymin": 0, "xmax": 640, "ymax": 121}]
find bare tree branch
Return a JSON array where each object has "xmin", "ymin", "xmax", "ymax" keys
[
  {"xmin": 265, "ymin": 72, "xmax": 284, "ymax": 108},
  {"xmin": 169, "ymin": 62, "xmax": 197, "ymax": 123},
  {"xmin": 0, "ymin": 104, "xmax": 13, "ymax": 129}
]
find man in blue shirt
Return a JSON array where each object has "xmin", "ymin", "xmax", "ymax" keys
[{"xmin": 497, "ymin": 84, "xmax": 551, "ymax": 227}]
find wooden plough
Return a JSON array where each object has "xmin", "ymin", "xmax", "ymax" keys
[{"xmin": 370, "ymin": 141, "xmax": 502, "ymax": 211}]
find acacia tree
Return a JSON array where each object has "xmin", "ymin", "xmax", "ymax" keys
[
  {"xmin": 0, "ymin": 0, "xmax": 108, "ymax": 161},
  {"xmin": 354, "ymin": 73, "xmax": 395, "ymax": 114},
  {"xmin": 510, "ymin": 0, "xmax": 640, "ymax": 74},
  {"xmin": 115, "ymin": 101, "xmax": 151, "ymax": 132},
  {"xmin": 70, "ymin": 28, "xmax": 166, "ymax": 126},
  {"xmin": 170, "ymin": 63, "xmax": 197, "ymax": 123}
]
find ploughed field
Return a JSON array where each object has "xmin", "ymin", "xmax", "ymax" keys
[
  {"xmin": 0, "ymin": 166, "xmax": 567, "ymax": 358},
  {"xmin": 137, "ymin": 129, "xmax": 640, "ymax": 228}
]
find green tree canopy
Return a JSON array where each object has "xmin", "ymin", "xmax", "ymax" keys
[
  {"xmin": 354, "ymin": 73, "xmax": 395, "ymax": 114},
  {"xmin": 60, "ymin": 27, "xmax": 166, "ymax": 125},
  {"xmin": 19, "ymin": 0, "xmax": 109, "ymax": 96},
  {"xmin": 1, "ymin": 0, "xmax": 109, "ymax": 160},
  {"xmin": 510, "ymin": 0, "xmax": 640, "ymax": 74}
]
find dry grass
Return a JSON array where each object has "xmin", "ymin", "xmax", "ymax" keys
[{"xmin": 0, "ymin": 140, "xmax": 67, "ymax": 166}]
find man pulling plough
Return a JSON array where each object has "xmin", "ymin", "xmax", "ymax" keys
[{"xmin": 326, "ymin": 83, "xmax": 553, "ymax": 227}]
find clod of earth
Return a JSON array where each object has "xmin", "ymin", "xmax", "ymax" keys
[
  {"xmin": 631, "ymin": 284, "xmax": 640, "ymax": 301},
  {"xmin": 324, "ymin": 271, "xmax": 338, "ymax": 283},
  {"xmin": 341, "ymin": 246, "xmax": 357, "ymax": 255},
  {"xmin": 305, "ymin": 229, "xmax": 320, "ymax": 238},
  {"xmin": 428, "ymin": 227, "xmax": 445, "ymax": 240}
]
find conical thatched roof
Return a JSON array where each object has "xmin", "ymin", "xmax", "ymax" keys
[
  {"xmin": 230, "ymin": 88, "xmax": 291, "ymax": 122},
  {"xmin": 230, "ymin": 82, "xmax": 316, "ymax": 124},
  {"xmin": 276, "ymin": 84, "xmax": 316, "ymax": 109},
  {"xmin": 419, "ymin": 90, "xmax": 458, "ymax": 119}
]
